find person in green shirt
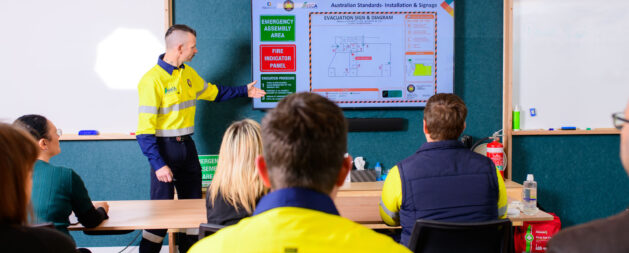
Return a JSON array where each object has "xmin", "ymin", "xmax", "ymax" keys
[
  {"xmin": 14, "ymin": 115, "xmax": 109, "ymax": 239},
  {"xmin": 0, "ymin": 123, "xmax": 77, "ymax": 253}
]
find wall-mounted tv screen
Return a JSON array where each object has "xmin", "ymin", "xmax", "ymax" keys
[{"xmin": 252, "ymin": 0, "xmax": 455, "ymax": 109}]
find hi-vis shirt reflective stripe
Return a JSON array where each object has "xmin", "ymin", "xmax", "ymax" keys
[
  {"xmin": 138, "ymin": 100, "xmax": 196, "ymax": 115},
  {"xmin": 136, "ymin": 64, "xmax": 219, "ymax": 137},
  {"xmin": 137, "ymin": 82, "xmax": 213, "ymax": 115},
  {"xmin": 379, "ymin": 165, "xmax": 509, "ymax": 226}
]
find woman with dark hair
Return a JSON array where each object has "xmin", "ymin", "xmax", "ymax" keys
[
  {"xmin": 0, "ymin": 123, "xmax": 76, "ymax": 252},
  {"xmin": 13, "ymin": 114, "xmax": 109, "ymax": 240}
]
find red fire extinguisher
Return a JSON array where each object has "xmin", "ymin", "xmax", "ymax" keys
[{"xmin": 487, "ymin": 138, "xmax": 505, "ymax": 179}]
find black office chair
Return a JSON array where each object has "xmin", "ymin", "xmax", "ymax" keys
[
  {"xmin": 198, "ymin": 223, "xmax": 226, "ymax": 240},
  {"xmin": 407, "ymin": 219, "xmax": 514, "ymax": 253}
]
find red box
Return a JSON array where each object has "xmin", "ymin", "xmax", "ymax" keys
[
  {"xmin": 260, "ymin": 44, "xmax": 296, "ymax": 72},
  {"xmin": 355, "ymin": 56, "xmax": 372, "ymax": 60}
]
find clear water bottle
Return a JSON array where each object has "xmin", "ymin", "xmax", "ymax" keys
[
  {"xmin": 381, "ymin": 166, "xmax": 389, "ymax": 181},
  {"xmin": 522, "ymin": 174, "xmax": 538, "ymax": 215},
  {"xmin": 374, "ymin": 162, "xmax": 382, "ymax": 181}
]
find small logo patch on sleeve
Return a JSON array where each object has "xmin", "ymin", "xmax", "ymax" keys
[{"xmin": 284, "ymin": 247, "xmax": 298, "ymax": 253}]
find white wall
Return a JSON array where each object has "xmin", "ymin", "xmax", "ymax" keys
[
  {"xmin": 0, "ymin": 0, "xmax": 166, "ymax": 133},
  {"xmin": 513, "ymin": 0, "xmax": 629, "ymax": 130}
]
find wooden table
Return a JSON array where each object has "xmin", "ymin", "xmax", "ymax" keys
[
  {"xmin": 69, "ymin": 199, "xmax": 205, "ymax": 253},
  {"xmin": 70, "ymin": 181, "xmax": 553, "ymax": 251},
  {"xmin": 69, "ymin": 199, "xmax": 205, "ymax": 231},
  {"xmin": 336, "ymin": 180, "xmax": 554, "ymax": 227}
]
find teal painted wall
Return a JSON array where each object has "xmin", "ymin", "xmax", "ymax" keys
[
  {"xmin": 179, "ymin": 0, "xmax": 505, "ymax": 169},
  {"xmin": 53, "ymin": 0, "xmax": 626, "ymax": 247},
  {"xmin": 60, "ymin": 141, "xmax": 147, "ymax": 246},
  {"xmin": 512, "ymin": 135, "xmax": 629, "ymax": 227}
]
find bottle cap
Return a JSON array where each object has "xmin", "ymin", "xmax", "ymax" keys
[
  {"xmin": 526, "ymin": 174, "xmax": 534, "ymax": 181},
  {"xmin": 375, "ymin": 162, "xmax": 381, "ymax": 168},
  {"xmin": 514, "ymin": 105, "xmax": 520, "ymax": 112}
]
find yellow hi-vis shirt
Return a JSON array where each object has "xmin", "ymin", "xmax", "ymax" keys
[
  {"xmin": 190, "ymin": 207, "xmax": 410, "ymax": 253},
  {"xmin": 191, "ymin": 187, "xmax": 410, "ymax": 253},
  {"xmin": 136, "ymin": 63, "xmax": 220, "ymax": 137},
  {"xmin": 379, "ymin": 166, "xmax": 508, "ymax": 226}
]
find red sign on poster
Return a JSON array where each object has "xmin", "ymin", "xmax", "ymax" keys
[{"xmin": 260, "ymin": 44, "xmax": 296, "ymax": 72}]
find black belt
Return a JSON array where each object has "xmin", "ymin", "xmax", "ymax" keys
[{"xmin": 158, "ymin": 135, "xmax": 192, "ymax": 142}]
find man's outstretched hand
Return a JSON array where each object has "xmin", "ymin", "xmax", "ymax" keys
[{"xmin": 247, "ymin": 80, "xmax": 266, "ymax": 98}]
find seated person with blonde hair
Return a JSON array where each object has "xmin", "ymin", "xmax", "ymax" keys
[{"xmin": 206, "ymin": 119, "xmax": 267, "ymax": 225}]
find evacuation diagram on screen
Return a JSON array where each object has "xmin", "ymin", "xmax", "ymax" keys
[{"xmin": 327, "ymin": 36, "xmax": 391, "ymax": 77}]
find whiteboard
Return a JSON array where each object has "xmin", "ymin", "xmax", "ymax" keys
[
  {"xmin": 512, "ymin": 0, "xmax": 629, "ymax": 130},
  {"xmin": 0, "ymin": 0, "xmax": 167, "ymax": 134}
]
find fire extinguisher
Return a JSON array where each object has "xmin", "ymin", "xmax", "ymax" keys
[{"xmin": 487, "ymin": 138, "xmax": 505, "ymax": 179}]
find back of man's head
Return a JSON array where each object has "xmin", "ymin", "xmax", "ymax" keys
[
  {"xmin": 165, "ymin": 24, "xmax": 196, "ymax": 50},
  {"xmin": 261, "ymin": 92, "xmax": 347, "ymax": 194},
  {"xmin": 424, "ymin": 93, "xmax": 467, "ymax": 141}
]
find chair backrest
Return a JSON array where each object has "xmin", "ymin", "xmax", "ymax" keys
[
  {"xmin": 407, "ymin": 219, "xmax": 514, "ymax": 253},
  {"xmin": 198, "ymin": 223, "xmax": 226, "ymax": 240}
]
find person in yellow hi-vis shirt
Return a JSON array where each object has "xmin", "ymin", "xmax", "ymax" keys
[
  {"xmin": 136, "ymin": 24, "xmax": 266, "ymax": 253},
  {"xmin": 379, "ymin": 93, "xmax": 507, "ymax": 246},
  {"xmin": 190, "ymin": 92, "xmax": 410, "ymax": 253}
]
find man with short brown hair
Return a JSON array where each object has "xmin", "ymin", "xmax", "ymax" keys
[
  {"xmin": 260, "ymin": 92, "xmax": 349, "ymax": 194},
  {"xmin": 190, "ymin": 92, "xmax": 410, "ymax": 253},
  {"xmin": 380, "ymin": 93, "xmax": 508, "ymax": 246},
  {"xmin": 136, "ymin": 24, "xmax": 266, "ymax": 252}
]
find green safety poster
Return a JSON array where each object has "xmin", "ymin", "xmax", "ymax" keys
[{"xmin": 199, "ymin": 155, "xmax": 218, "ymax": 188}]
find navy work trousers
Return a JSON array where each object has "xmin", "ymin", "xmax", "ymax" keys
[
  {"xmin": 150, "ymin": 137, "xmax": 202, "ymax": 200},
  {"xmin": 140, "ymin": 136, "xmax": 202, "ymax": 253}
]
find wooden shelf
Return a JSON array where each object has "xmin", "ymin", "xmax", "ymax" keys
[
  {"xmin": 512, "ymin": 128, "xmax": 619, "ymax": 136},
  {"xmin": 60, "ymin": 134, "xmax": 136, "ymax": 140}
]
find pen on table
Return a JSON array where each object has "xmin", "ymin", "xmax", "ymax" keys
[{"xmin": 560, "ymin": 126, "xmax": 577, "ymax": 130}]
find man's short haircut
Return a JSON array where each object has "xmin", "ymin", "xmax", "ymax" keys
[
  {"xmin": 261, "ymin": 92, "xmax": 347, "ymax": 194},
  {"xmin": 424, "ymin": 93, "xmax": 467, "ymax": 141},
  {"xmin": 165, "ymin": 24, "xmax": 196, "ymax": 38}
]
